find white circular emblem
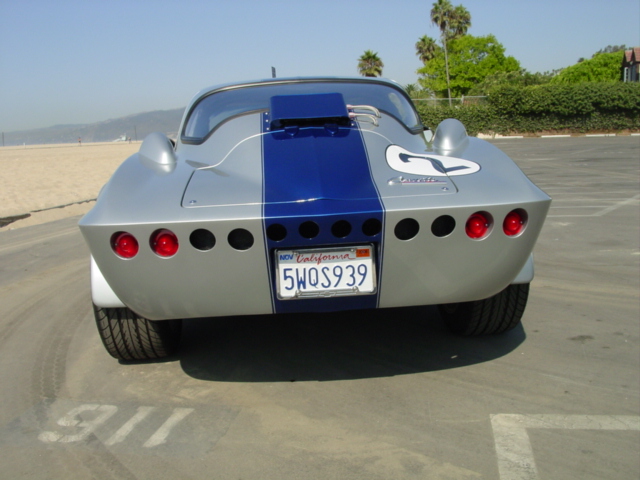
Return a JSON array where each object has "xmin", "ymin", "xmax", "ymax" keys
[{"xmin": 386, "ymin": 145, "xmax": 480, "ymax": 176}]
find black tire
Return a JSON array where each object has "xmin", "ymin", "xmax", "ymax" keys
[
  {"xmin": 93, "ymin": 304, "xmax": 182, "ymax": 360},
  {"xmin": 438, "ymin": 283, "xmax": 529, "ymax": 336}
]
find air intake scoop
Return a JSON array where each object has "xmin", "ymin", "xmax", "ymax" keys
[{"xmin": 270, "ymin": 93, "xmax": 350, "ymax": 129}]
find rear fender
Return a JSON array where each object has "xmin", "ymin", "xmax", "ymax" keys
[
  {"xmin": 91, "ymin": 256, "xmax": 125, "ymax": 308},
  {"xmin": 511, "ymin": 254, "xmax": 534, "ymax": 284}
]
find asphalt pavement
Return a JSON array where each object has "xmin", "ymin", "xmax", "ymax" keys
[{"xmin": 0, "ymin": 136, "xmax": 638, "ymax": 479}]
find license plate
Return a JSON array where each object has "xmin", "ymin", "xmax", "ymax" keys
[{"xmin": 275, "ymin": 245, "xmax": 376, "ymax": 299}]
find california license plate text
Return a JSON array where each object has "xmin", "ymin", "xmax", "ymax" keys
[{"xmin": 276, "ymin": 246, "xmax": 375, "ymax": 299}]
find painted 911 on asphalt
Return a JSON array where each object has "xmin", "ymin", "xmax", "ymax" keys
[{"xmin": 78, "ymin": 77, "xmax": 551, "ymax": 361}]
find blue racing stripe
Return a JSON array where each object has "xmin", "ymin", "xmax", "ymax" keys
[{"xmin": 261, "ymin": 103, "xmax": 384, "ymax": 314}]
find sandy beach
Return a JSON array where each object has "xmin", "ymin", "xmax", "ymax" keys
[{"xmin": 0, "ymin": 142, "xmax": 140, "ymax": 230}]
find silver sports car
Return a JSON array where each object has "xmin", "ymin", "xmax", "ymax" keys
[{"xmin": 79, "ymin": 77, "xmax": 551, "ymax": 361}]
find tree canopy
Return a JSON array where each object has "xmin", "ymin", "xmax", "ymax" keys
[
  {"xmin": 418, "ymin": 34, "xmax": 520, "ymax": 97},
  {"xmin": 416, "ymin": 35, "xmax": 439, "ymax": 64},
  {"xmin": 551, "ymin": 51, "xmax": 624, "ymax": 84},
  {"xmin": 429, "ymin": 0, "xmax": 471, "ymax": 99},
  {"xmin": 357, "ymin": 50, "xmax": 384, "ymax": 77},
  {"xmin": 373, "ymin": 2, "xmax": 630, "ymax": 96},
  {"xmin": 430, "ymin": 0, "xmax": 471, "ymax": 41},
  {"xmin": 467, "ymin": 69, "xmax": 556, "ymax": 95}
]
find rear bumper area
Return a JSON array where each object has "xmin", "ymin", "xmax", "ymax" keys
[{"xmin": 82, "ymin": 195, "xmax": 550, "ymax": 320}]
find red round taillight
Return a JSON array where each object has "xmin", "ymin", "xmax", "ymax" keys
[
  {"xmin": 111, "ymin": 232, "xmax": 139, "ymax": 258},
  {"xmin": 151, "ymin": 229, "xmax": 179, "ymax": 257},
  {"xmin": 465, "ymin": 212, "xmax": 491, "ymax": 239},
  {"xmin": 503, "ymin": 209, "xmax": 527, "ymax": 236}
]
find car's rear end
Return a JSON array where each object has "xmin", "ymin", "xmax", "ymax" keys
[{"xmin": 79, "ymin": 78, "xmax": 550, "ymax": 360}]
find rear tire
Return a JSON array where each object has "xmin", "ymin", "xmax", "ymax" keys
[
  {"xmin": 93, "ymin": 304, "xmax": 182, "ymax": 360},
  {"xmin": 438, "ymin": 283, "xmax": 529, "ymax": 336}
]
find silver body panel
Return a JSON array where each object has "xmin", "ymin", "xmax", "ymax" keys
[{"xmin": 79, "ymin": 77, "xmax": 550, "ymax": 321}]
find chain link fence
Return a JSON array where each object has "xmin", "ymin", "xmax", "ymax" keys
[{"xmin": 412, "ymin": 96, "xmax": 488, "ymax": 107}]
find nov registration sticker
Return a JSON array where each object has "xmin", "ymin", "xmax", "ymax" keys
[{"xmin": 275, "ymin": 245, "xmax": 376, "ymax": 299}]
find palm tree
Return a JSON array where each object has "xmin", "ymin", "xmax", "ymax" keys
[
  {"xmin": 450, "ymin": 4, "xmax": 471, "ymax": 37},
  {"xmin": 430, "ymin": 0, "xmax": 471, "ymax": 102},
  {"xmin": 404, "ymin": 83, "xmax": 430, "ymax": 99},
  {"xmin": 415, "ymin": 35, "xmax": 439, "ymax": 64},
  {"xmin": 358, "ymin": 50, "xmax": 384, "ymax": 77},
  {"xmin": 404, "ymin": 83, "xmax": 418, "ymax": 97}
]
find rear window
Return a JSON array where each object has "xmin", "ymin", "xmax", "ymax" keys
[{"xmin": 182, "ymin": 80, "xmax": 422, "ymax": 143}]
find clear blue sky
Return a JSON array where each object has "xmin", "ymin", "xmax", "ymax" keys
[{"xmin": 1, "ymin": 0, "xmax": 638, "ymax": 132}]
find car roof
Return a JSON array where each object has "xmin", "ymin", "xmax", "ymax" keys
[{"xmin": 186, "ymin": 76, "xmax": 405, "ymax": 108}]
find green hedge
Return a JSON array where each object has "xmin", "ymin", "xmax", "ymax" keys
[{"xmin": 415, "ymin": 82, "xmax": 640, "ymax": 135}]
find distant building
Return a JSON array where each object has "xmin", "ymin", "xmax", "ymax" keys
[{"xmin": 622, "ymin": 47, "xmax": 640, "ymax": 82}]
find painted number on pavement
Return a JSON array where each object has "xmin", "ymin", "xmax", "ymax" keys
[{"xmin": 38, "ymin": 404, "xmax": 194, "ymax": 447}]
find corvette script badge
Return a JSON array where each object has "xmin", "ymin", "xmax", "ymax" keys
[{"xmin": 387, "ymin": 176, "xmax": 448, "ymax": 185}]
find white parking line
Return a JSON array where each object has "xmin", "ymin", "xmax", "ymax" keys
[
  {"xmin": 593, "ymin": 194, "xmax": 640, "ymax": 216},
  {"xmin": 547, "ymin": 194, "xmax": 640, "ymax": 218},
  {"xmin": 550, "ymin": 206, "xmax": 608, "ymax": 209},
  {"xmin": 491, "ymin": 414, "xmax": 640, "ymax": 480}
]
